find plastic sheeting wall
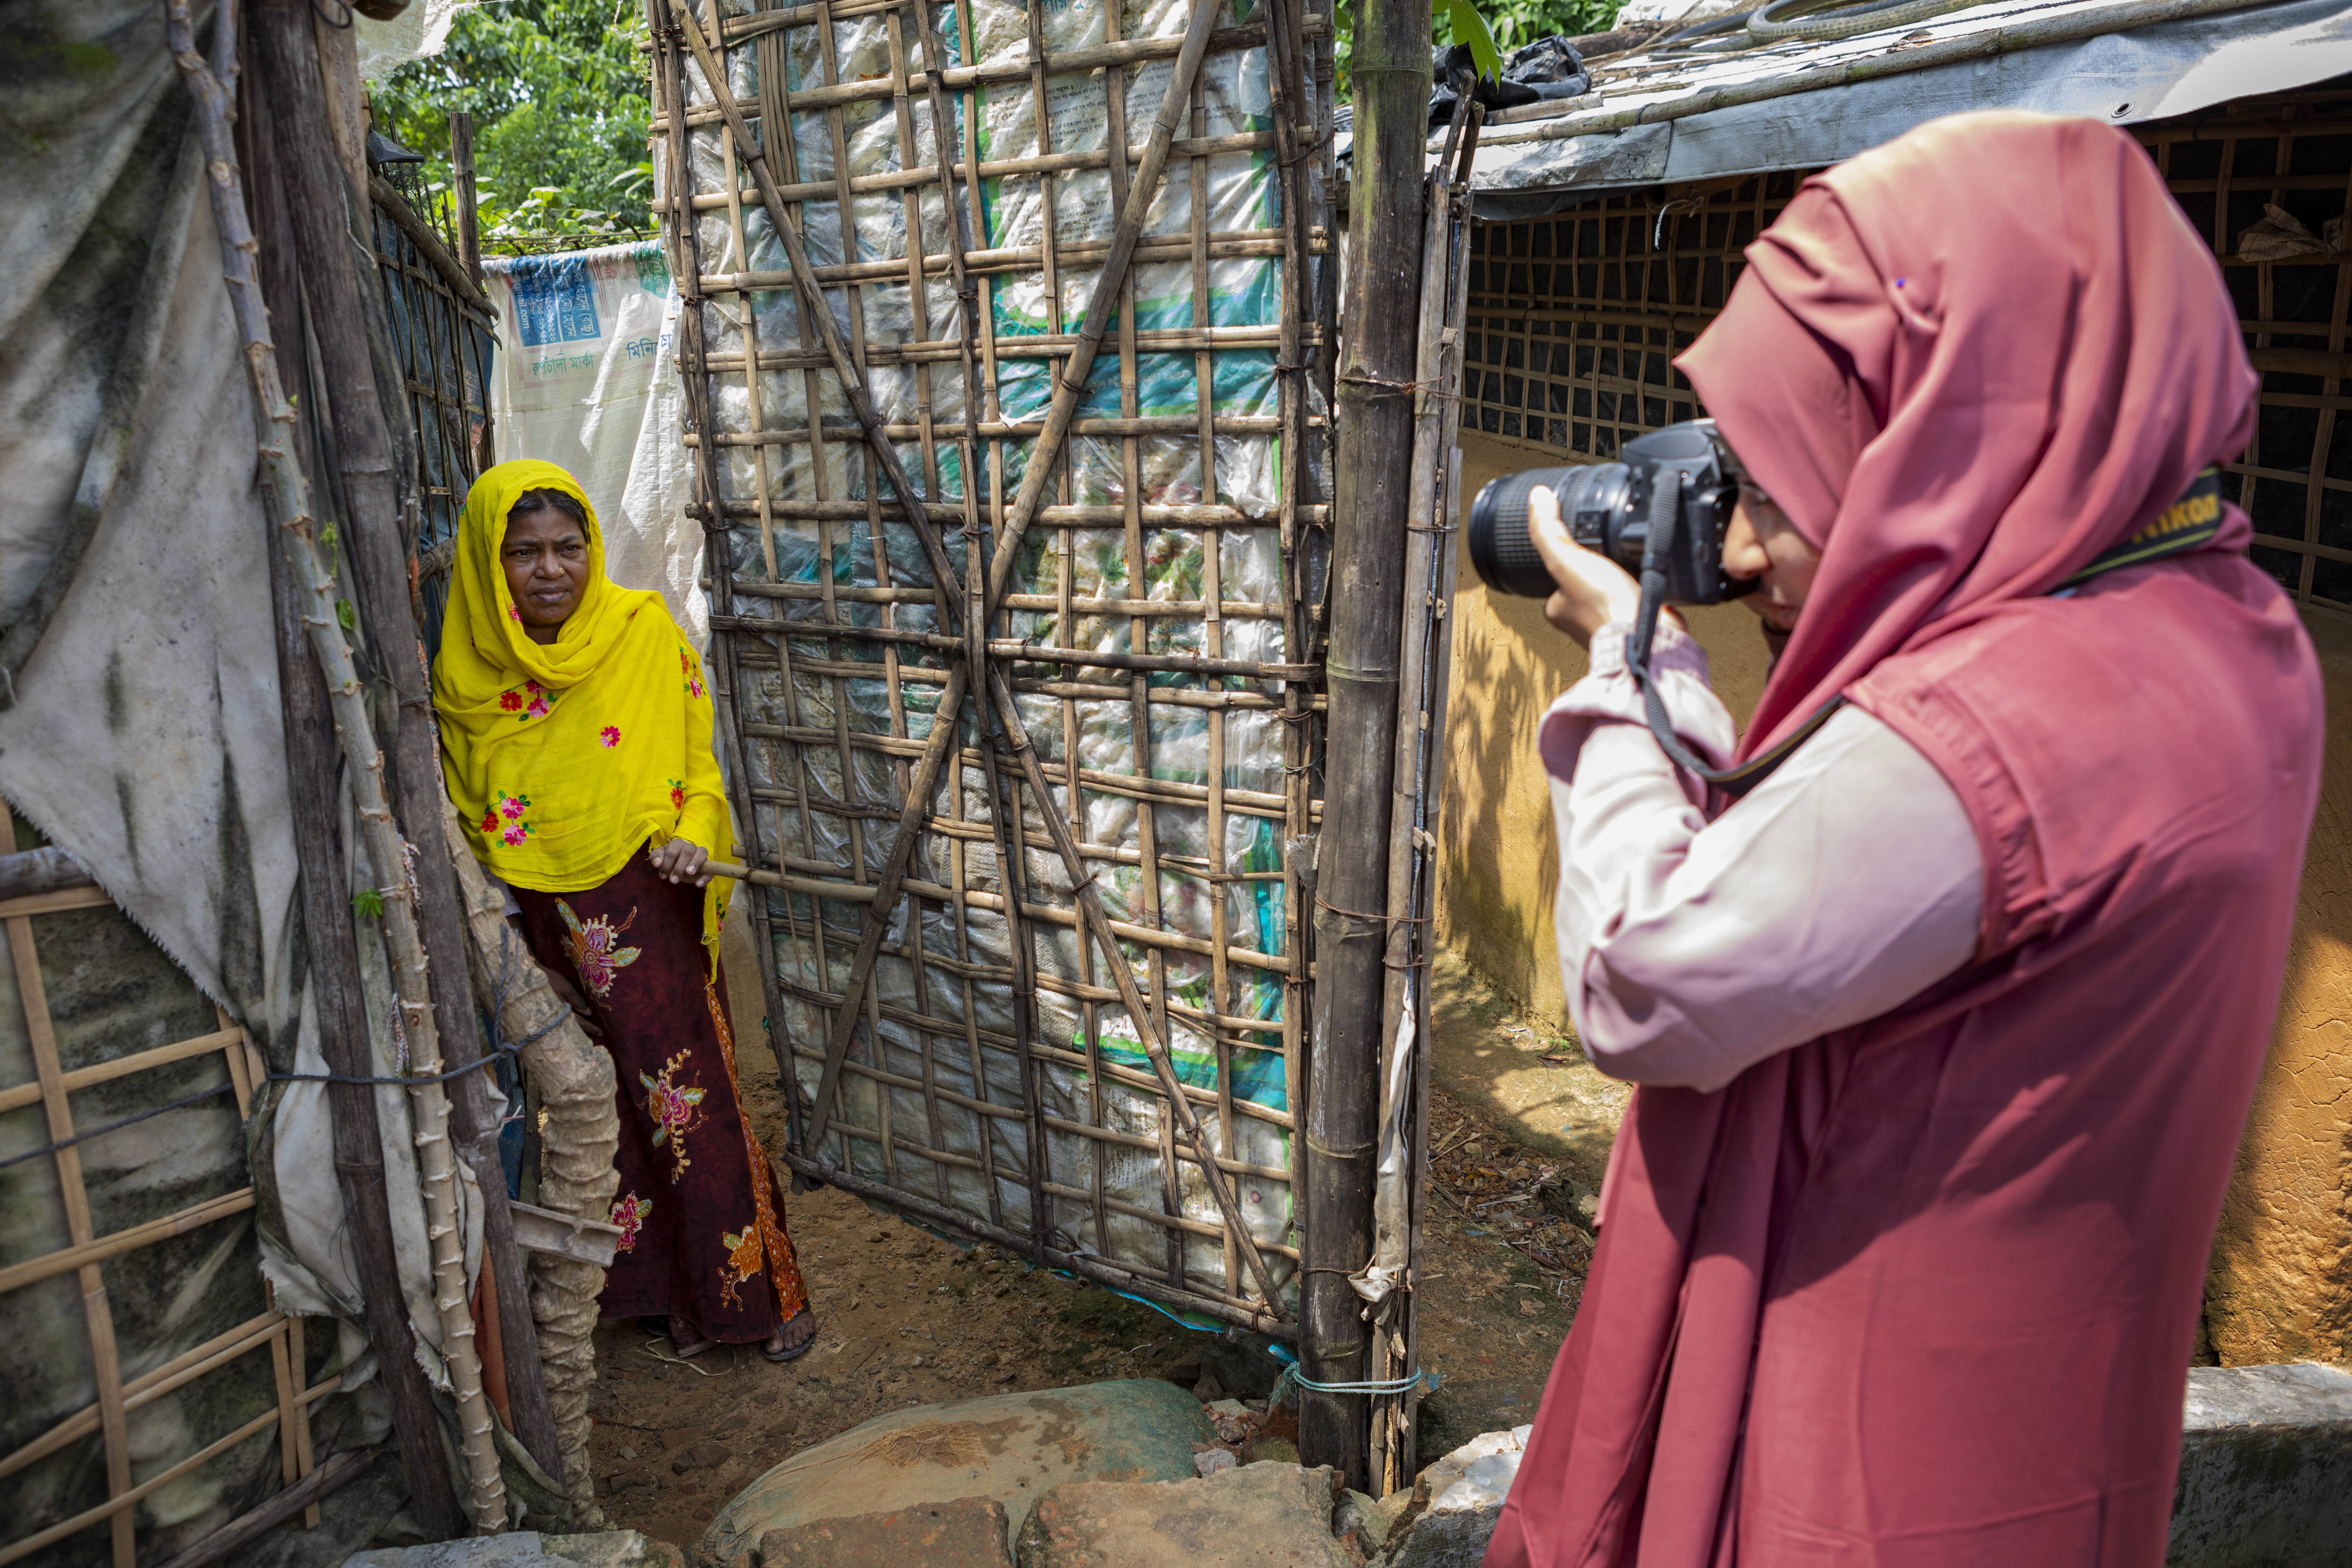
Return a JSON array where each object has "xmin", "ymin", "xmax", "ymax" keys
[{"xmin": 651, "ymin": 0, "xmax": 1333, "ymax": 1326}]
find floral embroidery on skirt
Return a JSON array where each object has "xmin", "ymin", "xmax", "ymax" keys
[{"xmin": 514, "ymin": 848, "xmax": 807, "ymax": 1343}]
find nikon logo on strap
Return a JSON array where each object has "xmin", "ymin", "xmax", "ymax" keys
[{"xmin": 2060, "ymin": 469, "xmax": 2227, "ymax": 589}]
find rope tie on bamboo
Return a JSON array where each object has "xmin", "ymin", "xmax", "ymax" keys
[
  {"xmin": 1336, "ymin": 371, "xmax": 1455, "ymax": 400},
  {"xmin": 267, "ymin": 927, "xmax": 570, "ymax": 1086},
  {"xmin": 1314, "ymin": 893, "xmax": 1428, "ymax": 926},
  {"xmin": 1269, "ymin": 1364, "xmax": 1439, "ymax": 1403}
]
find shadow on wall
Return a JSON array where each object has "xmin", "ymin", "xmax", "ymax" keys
[
  {"xmin": 2207, "ymin": 611, "xmax": 2352, "ymax": 1367},
  {"xmin": 1436, "ymin": 432, "xmax": 1771, "ymax": 1025}
]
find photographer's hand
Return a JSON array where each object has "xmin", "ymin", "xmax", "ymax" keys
[{"xmin": 1528, "ymin": 485, "xmax": 1681, "ymax": 649}]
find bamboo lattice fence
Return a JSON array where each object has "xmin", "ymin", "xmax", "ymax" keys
[
  {"xmin": 648, "ymin": 0, "xmax": 1334, "ymax": 1329},
  {"xmin": 1457, "ymin": 85, "xmax": 2352, "ymax": 622},
  {"xmin": 367, "ymin": 178, "xmax": 500, "ymax": 644},
  {"xmin": 0, "ymin": 805, "xmax": 336, "ymax": 1568}
]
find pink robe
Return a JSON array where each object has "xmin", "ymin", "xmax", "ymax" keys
[{"xmin": 1485, "ymin": 112, "xmax": 2325, "ymax": 1568}]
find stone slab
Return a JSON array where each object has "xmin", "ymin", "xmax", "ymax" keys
[
  {"xmin": 758, "ymin": 1497, "xmax": 1014, "ymax": 1568},
  {"xmin": 1014, "ymin": 1460, "xmax": 1356, "ymax": 1568},
  {"xmin": 1380, "ymin": 1427, "xmax": 1529, "ymax": 1568},
  {"xmin": 345, "ymin": 1531, "xmax": 681, "ymax": 1568},
  {"xmin": 2170, "ymin": 1362, "xmax": 2352, "ymax": 1567},
  {"xmin": 696, "ymin": 1380, "xmax": 1214, "ymax": 1568},
  {"xmin": 1373, "ymin": 1366, "xmax": 2352, "ymax": 1568}
]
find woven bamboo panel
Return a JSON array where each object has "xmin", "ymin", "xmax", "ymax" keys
[
  {"xmin": 650, "ymin": 0, "xmax": 1332, "ymax": 1326},
  {"xmin": 1459, "ymin": 90, "xmax": 2352, "ymax": 620},
  {"xmin": 1459, "ymin": 171, "xmax": 1803, "ymax": 457},
  {"xmin": 2145, "ymin": 93, "xmax": 2352, "ymax": 617},
  {"xmin": 0, "ymin": 807, "xmax": 335, "ymax": 1568},
  {"xmin": 368, "ymin": 185, "xmax": 499, "ymax": 647}
]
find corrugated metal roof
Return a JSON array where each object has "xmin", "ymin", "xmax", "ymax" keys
[{"xmin": 1364, "ymin": 0, "xmax": 2352, "ymax": 213}]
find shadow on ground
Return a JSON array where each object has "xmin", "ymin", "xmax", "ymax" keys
[{"xmin": 1428, "ymin": 947, "xmax": 1630, "ymax": 1189}]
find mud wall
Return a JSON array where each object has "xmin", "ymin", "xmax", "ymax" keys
[
  {"xmin": 1433, "ymin": 432, "xmax": 1769, "ymax": 1021},
  {"xmin": 2205, "ymin": 611, "xmax": 2352, "ymax": 1365}
]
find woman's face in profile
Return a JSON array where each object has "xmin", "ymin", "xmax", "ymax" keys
[
  {"xmin": 503, "ymin": 505, "xmax": 590, "ymax": 642},
  {"xmin": 1723, "ymin": 482, "xmax": 1821, "ymax": 636}
]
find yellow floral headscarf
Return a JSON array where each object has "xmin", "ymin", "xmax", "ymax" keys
[{"xmin": 435, "ymin": 460, "xmax": 733, "ymax": 961}]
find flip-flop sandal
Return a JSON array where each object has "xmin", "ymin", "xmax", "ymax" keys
[{"xmin": 763, "ymin": 1308, "xmax": 817, "ymax": 1363}]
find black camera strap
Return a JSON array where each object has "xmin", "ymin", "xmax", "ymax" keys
[
  {"xmin": 1624, "ymin": 466, "xmax": 2231, "ymax": 801},
  {"xmin": 1624, "ymin": 470, "xmax": 1844, "ymax": 799}
]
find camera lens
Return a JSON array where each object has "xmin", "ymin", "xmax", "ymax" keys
[{"xmin": 1467, "ymin": 464, "xmax": 1631, "ymax": 598}]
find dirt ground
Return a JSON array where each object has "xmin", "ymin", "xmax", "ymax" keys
[{"xmin": 580, "ymin": 944, "xmax": 1626, "ymax": 1546}]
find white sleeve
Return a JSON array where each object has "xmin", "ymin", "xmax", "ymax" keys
[{"xmin": 1540, "ymin": 622, "xmax": 1983, "ymax": 1093}]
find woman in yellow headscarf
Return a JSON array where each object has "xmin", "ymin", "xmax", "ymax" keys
[{"xmin": 438, "ymin": 459, "xmax": 814, "ymax": 1361}]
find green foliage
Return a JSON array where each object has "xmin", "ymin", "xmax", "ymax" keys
[
  {"xmin": 370, "ymin": 0, "xmax": 655, "ymax": 248},
  {"xmin": 1333, "ymin": 0, "xmax": 1616, "ymax": 96},
  {"xmin": 352, "ymin": 887, "xmax": 387, "ymax": 920}
]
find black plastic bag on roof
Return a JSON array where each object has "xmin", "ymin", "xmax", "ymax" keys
[{"xmin": 1428, "ymin": 36, "xmax": 1590, "ymax": 129}]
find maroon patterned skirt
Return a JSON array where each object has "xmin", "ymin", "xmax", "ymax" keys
[{"xmin": 514, "ymin": 844, "xmax": 807, "ymax": 1343}]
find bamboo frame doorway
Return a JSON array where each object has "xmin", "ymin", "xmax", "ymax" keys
[{"xmin": 648, "ymin": 0, "xmax": 1339, "ymax": 1333}]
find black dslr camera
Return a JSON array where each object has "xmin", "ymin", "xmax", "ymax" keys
[{"xmin": 1466, "ymin": 421, "xmax": 1756, "ymax": 606}]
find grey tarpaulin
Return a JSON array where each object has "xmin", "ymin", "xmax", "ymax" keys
[
  {"xmin": 0, "ymin": 0, "xmax": 484, "ymax": 1527},
  {"xmin": 1381, "ymin": 0, "xmax": 2352, "ymax": 214}
]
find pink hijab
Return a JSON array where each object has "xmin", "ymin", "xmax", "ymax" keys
[{"xmin": 1677, "ymin": 110, "xmax": 2259, "ymax": 764}]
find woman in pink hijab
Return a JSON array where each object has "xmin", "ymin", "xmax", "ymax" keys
[{"xmin": 1484, "ymin": 112, "xmax": 2325, "ymax": 1566}]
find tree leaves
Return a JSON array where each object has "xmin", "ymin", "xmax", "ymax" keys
[
  {"xmin": 1439, "ymin": 0, "xmax": 1503, "ymax": 85},
  {"xmin": 370, "ymin": 0, "xmax": 654, "ymax": 245}
]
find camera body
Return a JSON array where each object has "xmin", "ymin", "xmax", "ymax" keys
[{"xmin": 1466, "ymin": 420, "xmax": 1756, "ymax": 606}]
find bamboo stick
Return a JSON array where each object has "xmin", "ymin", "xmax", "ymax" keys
[
  {"xmin": 691, "ymin": 231, "xmax": 1317, "ymax": 290},
  {"xmin": 1367, "ymin": 97, "xmax": 1473, "ymax": 1495},
  {"xmin": 450, "ymin": 112, "xmax": 482, "ymax": 287},
  {"xmin": 674, "ymin": 130, "xmax": 1280, "ymax": 208},
  {"xmin": 169, "ymin": 0, "xmax": 504, "ymax": 1530},
  {"xmin": 1302, "ymin": 0, "xmax": 1430, "ymax": 1490},
  {"xmin": 218, "ymin": 8, "xmax": 466, "ymax": 1540},
  {"xmin": 980, "ymin": 0, "xmax": 1227, "ymax": 623},
  {"xmin": 254, "ymin": 0, "xmax": 561, "ymax": 1476}
]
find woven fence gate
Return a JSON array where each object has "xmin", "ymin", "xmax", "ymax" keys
[{"xmin": 645, "ymin": 0, "xmax": 1335, "ymax": 1329}]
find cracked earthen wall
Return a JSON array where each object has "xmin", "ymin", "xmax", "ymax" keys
[{"xmin": 1436, "ymin": 430, "xmax": 2352, "ymax": 1366}]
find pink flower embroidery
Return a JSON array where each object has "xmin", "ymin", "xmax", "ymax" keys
[
  {"xmin": 600, "ymin": 726, "xmax": 620, "ymax": 748},
  {"xmin": 498, "ymin": 794, "xmax": 531, "ymax": 820},
  {"xmin": 500, "ymin": 822, "xmax": 533, "ymax": 846},
  {"xmin": 558, "ymin": 900, "xmax": 641, "ymax": 998},
  {"xmin": 639, "ymin": 1049, "xmax": 706, "ymax": 1182},
  {"xmin": 610, "ymin": 1192, "xmax": 653, "ymax": 1253},
  {"xmin": 507, "ymin": 602, "xmax": 522, "ymax": 622}
]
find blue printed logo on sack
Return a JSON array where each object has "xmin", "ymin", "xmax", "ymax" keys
[{"xmin": 510, "ymin": 254, "xmax": 602, "ymax": 347}]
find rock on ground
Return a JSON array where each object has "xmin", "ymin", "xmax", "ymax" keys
[
  {"xmin": 1015, "ymin": 1460, "xmax": 1359, "ymax": 1568},
  {"xmin": 344, "ymin": 1530, "xmax": 681, "ymax": 1568},
  {"xmin": 1378, "ymin": 1426, "xmax": 1529, "ymax": 1568},
  {"xmin": 694, "ymin": 1379, "xmax": 1213, "ymax": 1568},
  {"xmin": 2171, "ymin": 1362, "xmax": 2352, "ymax": 1566},
  {"xmin": 758, "ymin": 1497, "xmax": 1014, "ymax": 1568}
]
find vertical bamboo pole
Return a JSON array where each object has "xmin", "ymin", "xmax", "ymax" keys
[
  {"xmin": 1301, "ymin": 0, "xmax": 1429, "ymax": 1492},
  {"xmin": 249, "ymin": 0, "xmax": 562, "ymax": 1483},
  {"xmin": 222, "ymin": 7, "xmax": 466, "ymax": 1539},
  {"xmin": 170, "ymin": 0, "xmax": 507, "ymax": 1532},
  {"xmin": 451, "ymin": 112, "xmax": 482, "ymax": 287}
]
